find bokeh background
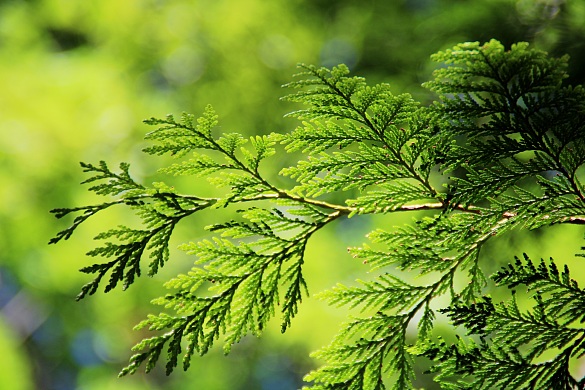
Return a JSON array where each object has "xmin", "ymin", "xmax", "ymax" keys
[{"xmin": 1, "ymin": 0, "xmax": 584, "ymax": 389}]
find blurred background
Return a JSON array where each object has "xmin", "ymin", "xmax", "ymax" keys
[{"xmin": 1, "ymin": 0, "xmax": 584, "ymax": 389}]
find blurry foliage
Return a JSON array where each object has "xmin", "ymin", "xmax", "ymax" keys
[{"xmin": 0, "ymin": 0, "xmax": 584, "ymax": 389}]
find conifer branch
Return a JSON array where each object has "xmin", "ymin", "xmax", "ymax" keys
[{"xmin": 51, "ymin": 39, "xmax": 585, "ymax": 388}]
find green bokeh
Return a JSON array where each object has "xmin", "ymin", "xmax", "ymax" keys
[{"xmin": 1, "ymin": 0, "xmax": 583, "ymax": 389}]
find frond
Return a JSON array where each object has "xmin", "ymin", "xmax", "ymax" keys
[
  {"xmin": 428, "ymin": 254, "xmax": 585, "ymax": 388},
  {"xmin": 281, "ymin": 63, "xmax": 441, "ymax": 209},
  {"xmin": 493, "ymin": 254, "xmax": 585, "ymax": 326},
  {"xmin": 50, "ymin": 162, "xmax": 212, "ymax": 300},
  {"xmin": 319, "ymin": 274, "xmax": 431, "ymax": 314},
  {"xmin": 304, "ymin": 313, "xmax": 413, "ymax": 390}
]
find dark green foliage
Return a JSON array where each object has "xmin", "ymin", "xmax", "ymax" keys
[
  {"xmin": 51, "ymin": 40, "xmax": 585, "ymax": 388},
  {"xmin": 422, "ymin": 255, "xmax": 585, "ymax": 389}
]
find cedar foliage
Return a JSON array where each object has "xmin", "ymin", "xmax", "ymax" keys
[{"xmin": 50, "ymin": 40, "xmax": 585, "ymax": 388}]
